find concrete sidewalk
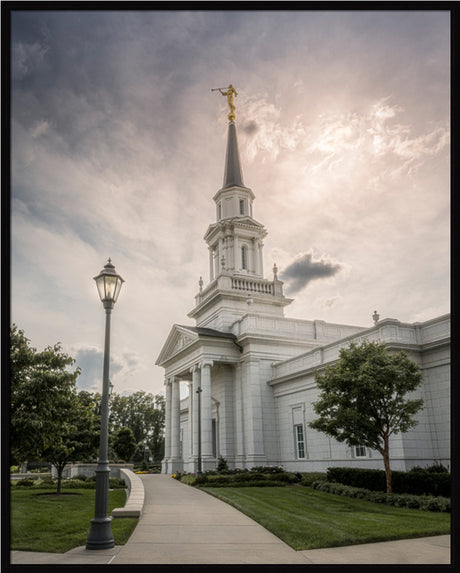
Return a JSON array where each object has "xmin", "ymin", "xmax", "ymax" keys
[{"xmin": 10, "ymin": 474, "xmax": 451, "ymax": 565}]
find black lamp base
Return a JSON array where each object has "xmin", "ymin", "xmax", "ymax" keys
[{"xmin": 86, "ymin": 517, "xmax": 115, "ymax": 550}]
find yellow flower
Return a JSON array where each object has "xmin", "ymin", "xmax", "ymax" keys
[{"xmin": 171, "ymin": 474, "xmax": 176, "ymax": 478}]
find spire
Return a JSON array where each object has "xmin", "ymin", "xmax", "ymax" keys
[{"xmin": 223, "ymin": 121, "xmax": 244, "ymax": 189}]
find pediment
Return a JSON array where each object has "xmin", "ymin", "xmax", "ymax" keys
[{"xmin": 155, "ymin": 325, "xmax": 199, "ymax": 366}]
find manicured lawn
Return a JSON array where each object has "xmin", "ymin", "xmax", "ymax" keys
[
  {"xmin": 201, "ymin": 486, "xmax": 451, "ymax": 551},
  {"xmin": 10, "ymin": 488, "xmax": 138, "ymax": 553}
]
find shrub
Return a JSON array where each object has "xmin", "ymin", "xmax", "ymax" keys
[
  {"xmin": 327, "ymin": 466, "xmax": 450, "ymax": 497},
  {"xmin": 15, "ymin": 479, "xmax": 35, "ymax": 487},
  {"xmin": 62, "ymin": 479, "xmax": 95, "ymax": 489},
  {"xmin": 180, "ymin": 474, "xmax": 199, "ymax": 486},
  {"xmin": 73, "ymin": 474, "xmax": 88, "ymax": 481},
  {"xmin": 300, "ymin": 472, "xmax": 328, "ymax": 486},
  {"xmin": 10, "ymin": 466, "xmax": 20, "ymax": 474},
  {"xmin": 425, "ymin": 463, "xmax": 449, "ymax": 474},
  {"xmin": 109, "ymin": 477, "xmax": 126, "ymax": 489},
  {"xmin": 217, "ymin": 456, "xmax": 229, "ymax": 472},
  {"xmin": 311, "ymin": 481, "xmax": 449, "ymax": 512},
  {"xmin": 250, "ymin": 465, "xmax": 284, "ymax": 474}
]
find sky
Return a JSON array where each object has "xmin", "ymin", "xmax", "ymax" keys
[{"xmin": 10, "ymin": 9, "xmax": 450, "ymax": 398}]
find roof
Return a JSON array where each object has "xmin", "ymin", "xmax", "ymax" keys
[
  {"xmin": 177, "ymin": 325, "xmax": 237, "ymax": 340},
  {"xmin": 222, "ymin": 121, "xmax": 244, "ymax": 188}
]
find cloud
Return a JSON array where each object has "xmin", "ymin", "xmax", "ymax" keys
[
  {"xmin": 280, "ymin": 251, "xmax": 343, "ymax": 295},
  {"xmin": 72, "ymin": 344, "xmax": 143, "ymax": 393}
]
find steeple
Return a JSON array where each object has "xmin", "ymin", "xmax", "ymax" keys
[
  {"xmin": 223, "ymin": 121, "xmax": 244, "ymax": 189},
  {"xmin": 188, "ymin": 87, "xmax": 292, "ymax": 331}
]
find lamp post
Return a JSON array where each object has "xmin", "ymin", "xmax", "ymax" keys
[
  {"xmin": 86, "ymin": 258, "xmax": 124, "ymax": 550},
  {"xmin": 196, "ymin": 386, "xmax": 202, "ymax": 477}
]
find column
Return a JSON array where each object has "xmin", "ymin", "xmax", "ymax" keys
[
  {"xmin": 162, "ymin": 378, "xmax": 172, "ymax": 473},
  {"xmin": 258, "ymin": 241, "xmax": 264, "ymax": 277},
  {"xmin": 233, "ymin": 236, "xmax": 239, "ymax": 270},
  {"xmin": 191, "ymin": 364, "xmax": 200, "ymax": 465},
  {"xmin": 242, "ymin": 358, "xmax": 266, "ymax": 467},
  {"xmin": 200, "ymin": 361, "xmax": 214, "ymax": 462},
  {"xmin": 170, "ymin": 377, "xmax": 181, "ymax": 463},
  {"xmin": 209, "ymin": 247, "xmax": 214, "ymax": 282},
  {"xmin": 187, "ymin": 381, "xmax": 193, "ymax": 463},
  {"xmin": 234, "ymin": 363, "xmax": 245, "ymax": 465}
]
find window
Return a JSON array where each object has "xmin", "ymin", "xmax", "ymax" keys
[
  {"xmin": 241, "ymin": 245, "xmax": 247, "ymax": 270},
  {"xmin": 354, "ymin": 445, "xmax": 367, "ymax": 458},
  {"xmin": 239, "ymin": 199, "xmax": 245, "ymax": 215},
  {"xmin": 295, "ymin": 424, "xmax": 306, "ymax": 459},
  {"xmin": 218, "ymin": 203, "xmax": 222, "ymax": 220}
]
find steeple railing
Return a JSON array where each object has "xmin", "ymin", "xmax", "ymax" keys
[
  {"xmin": 231, "ymin": 277, "xmax": 274, "ymax": 295},
  {"xmin": 195, "ymin": 273, "xmax": 286, "ymax": 307}
]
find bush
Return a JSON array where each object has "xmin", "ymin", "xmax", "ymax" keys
[
  {"xmin": 109, "ymin": 477, "xmax": 126, "ymax": 489},
  {"xmin": 62, "ymin": 479, "xmax": 95, "ymax": 489},
  {"xmin": 250, "ymin": 465, "xmax": 284, "ymax": 474},
  {"xmin": 73, "ymin": 474, "xmax": 88, "ymax": 481},
  {"xmin": 15, "ymin": 479, "xmax": 35, "ymax": 487},
  {"xmin": 311, "ymin": 481, "xmax": 450, "ymax": 512},
  {"xmin": 327, "ymin": 466, "xmax": 450, "ymax": 497},
  {"xmin": 10, "ymin": 466, "xmax": 20, "ymax": 474},
  {"xmin": 217, "ymin": 456, "xmax": 229, "ymax": 472},
  {"xmin": 300, "ymin": 472, "xmax": 328, "ymax": 486}
]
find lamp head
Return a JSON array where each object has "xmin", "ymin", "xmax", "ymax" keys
[{"xmin": 94, "ymin": 258, "xmax": 124, "ymax": 307}]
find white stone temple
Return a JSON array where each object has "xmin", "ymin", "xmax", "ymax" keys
[{"xmin": 156, "ymin": 105, "xmax": 450, "ymax": 475}]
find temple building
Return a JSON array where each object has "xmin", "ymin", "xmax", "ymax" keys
[{"xmin": 156, "ymin": 93, "xmax": 450, "ymax": 475}]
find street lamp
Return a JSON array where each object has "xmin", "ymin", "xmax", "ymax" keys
[
  {"xmin": 196, "ymin": 386, "xmax": 202, "ymax": 477},
  {"xmin": 86, "ymin": 258, "xmax": 124, "ymax": 550}
]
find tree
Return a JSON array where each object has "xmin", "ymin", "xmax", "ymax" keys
[
  {"xmin": 42, "ymin": 391, "xmax": 99, "ymax": 493},
  {"xmin": 112, "ymin": 427, "xmax": 137, "ymax": 461},
  {"xmin": 309, "ymin": 340, "xmax": 424, "ymax": 492},
  {"xmin": 109, "ymin": 391, "xmax": 165, "ymax": 462},
  {"xmin": 10, "ymin": 325, "xmax": 81, "ymax": 465}
]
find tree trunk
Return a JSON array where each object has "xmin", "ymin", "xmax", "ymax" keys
[
  {"xmin": 382, "ymin": 437, "xmax": 392, "ymax": 493},
  {"xmin": 56, "ymin": 464, "xmax": 65, "ymax": 494}
]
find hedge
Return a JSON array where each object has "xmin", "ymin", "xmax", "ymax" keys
[
  {"xmin": 327, "ymin": 466, "xmax": 450, "ymax": 497},
  {"xmin": 11, "ymin": 477, "xmax": 126, "ymax": 489},
  {"xmin": 312, "ymin": 481, "xmax": 450, "ymax": 512},
  {"xmin": 179, "ymin": 471, "xmax": 300, "ymax": 487}
]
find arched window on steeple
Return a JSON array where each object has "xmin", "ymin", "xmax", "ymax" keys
[{"xmin": 241, "ymin": 245, "xmax": 248, "ymax": 270}]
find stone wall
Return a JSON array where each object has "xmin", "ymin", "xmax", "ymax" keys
[{"xmin": 51, "ymin": 463, "xmax": 134, "ymax": 479}]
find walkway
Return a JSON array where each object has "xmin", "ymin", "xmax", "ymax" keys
[{"xmin": 10, "ymin": 474, "xmax": 451, "ymax": 565}]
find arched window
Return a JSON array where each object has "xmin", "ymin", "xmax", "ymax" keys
[{"xmin": 241, "ymin": 245, "xmax": 248, "ymax": 270}]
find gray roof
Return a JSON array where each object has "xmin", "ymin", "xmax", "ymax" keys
[
  {"xmin": 178, "ymin": 325, "xmax": 237, "ymax": 340},
  {"xmin": 222, "ymin": 121, "xmax": 244, "ymax": 189}
]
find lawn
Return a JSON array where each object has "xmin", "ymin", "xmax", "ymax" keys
[
  {"xmin": 201, "ymin": 486, "xmax": 451, "ymax": 551},
  {"xmin": 10, "ymin": 488, "xmax": 138, "ymax": 553}
]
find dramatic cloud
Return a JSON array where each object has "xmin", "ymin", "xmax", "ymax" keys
[
  {"xmin": 280, "ymin": 251, "xmax": 343, "ymax": 295},
  {"xmin": 9, "ymin": 10, "xmax": 450, "ymax": 395}
]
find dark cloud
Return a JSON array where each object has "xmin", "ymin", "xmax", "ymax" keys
[
  {"xmin": 75, "ymin": 346, "xmax": 124, "ymax": 391},
  {"xmin": 242, "ymin": 120, "xmax": 259, "ymax": 135},
  {"xmin": 280, "ymin": 252, "xmax": 342, "ymax": 295}
]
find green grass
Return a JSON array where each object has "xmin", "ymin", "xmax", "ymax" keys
[
  {"xmin": 10, "ymin": 488, "xmax": 138, "ymax": 553},
  {"xmin": 200, "ymin": 486, "xmax": 451, "ymax": 551}
]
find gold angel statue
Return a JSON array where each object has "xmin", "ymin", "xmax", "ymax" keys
[{"xmin": 212, "ymin": 84, "xmax": 238, "ymax": 121}]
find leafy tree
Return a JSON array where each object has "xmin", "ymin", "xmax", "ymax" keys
[
  {"xmin": 112, "ymin": 427, "xmax": 137, "ymax": 461},
  {"xmin": 109, "ymin": 391, "xmax": 165, "ymax": 462},
  {"xmin": 43, "ymin": 391, "xmax": 99, "ymax": 493},
  {"xmin": 309, "ymin": 341, "xmax": 424, "ymax": 492},
  {"xmin": 10, "ymin": 325, "xmax": 81, "ymax": 465}
]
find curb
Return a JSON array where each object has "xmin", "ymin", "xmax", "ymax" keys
[{"xmin": 112, "ymin": 469, "xmax": 144, "ymax": 518}]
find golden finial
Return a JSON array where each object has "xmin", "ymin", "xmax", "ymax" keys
[{"xmin": 211, "ymin": 84, "xmax": 238, "ymax": 121}]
